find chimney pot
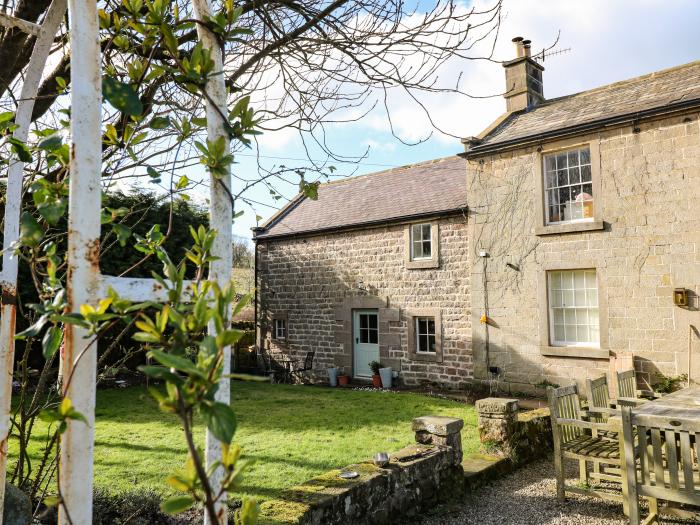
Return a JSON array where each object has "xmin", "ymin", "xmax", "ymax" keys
[{"xmin": 512, "ymin": 36, "xmax": 525, "ymax": 58}]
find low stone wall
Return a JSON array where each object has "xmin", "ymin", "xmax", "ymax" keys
[
  {"xmin": 258, "ymin": 416, "xmax": 464, "ymax": 525},
  {"xmin": 475, "ymin": 397, "xmax": 552, "ymax": 465}
]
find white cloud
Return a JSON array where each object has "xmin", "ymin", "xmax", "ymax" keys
[{"xmin": 347, "ymin": 0, "xmax": 700, "ymax": 144}]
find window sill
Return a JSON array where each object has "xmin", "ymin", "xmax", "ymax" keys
[
  {"xmin": 405, "ymin": 258, "xmax": 439, "ymax": 270},
  {"xmin": 409, "ymin": 351, "xmax": 442, "ymax": 363},
  {"xmin": 541, "ymin": 346, "xmax": 610, "ymax": 359},
  {"xmin": 535, "ymin": 220, "xmax": 604, "ymax": 236}
]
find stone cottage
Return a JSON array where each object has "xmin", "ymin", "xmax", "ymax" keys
[
  {"xmin": 255, "ymin": 37, "xmax": 700, "ymax": 392},
  {"xmin": 464, "ymin": 38, "xmax": 700, "ymax": 393},
  {"xmin": 253, "ymin": 157, "xmax": 472, "ymax": 387}
]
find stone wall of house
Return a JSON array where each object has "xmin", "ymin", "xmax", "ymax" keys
[
  {"xmin": 467, "ymin": 111, "xmax": 700, "ymax": 394},
  {"xmin": 256, "ymin": 215, "xmax": 472, "ymax": 388}
]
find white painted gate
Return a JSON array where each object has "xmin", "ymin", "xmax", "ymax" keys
[{"xmin": 0, "ymin": 1, "xmax": 235, "ymax": 523}]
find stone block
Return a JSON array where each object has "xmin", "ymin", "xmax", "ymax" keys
[
  {"xmin": 412, "ymin": 415, "xmax": 464, "ymax": 436},
  {"xmin": 3, "ymin": 483, "xmax": 31, "ymax": 525},
  {"xmin": 475, "ymin": 397, "xmax": 519, "ymax": 417}
]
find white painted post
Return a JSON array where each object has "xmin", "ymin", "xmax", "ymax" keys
[
  {"xmin": 0, "ymin": 0, "xmax": 67, "ymax": 519},
  {"xmin": 191, "ymin": 1, "xmax": 233, "ymax": 523},
  {"xmin": 59, "ymin": 1, "xmax": 102, "ymax": 523}
]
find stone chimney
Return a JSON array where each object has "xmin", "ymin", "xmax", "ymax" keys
[{"xmin": 503, "ymin": 36, "xmax": 545, "ymax": 112}]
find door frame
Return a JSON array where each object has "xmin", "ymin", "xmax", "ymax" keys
[{"xmin": 352, "ymin": 308, "xmax": 379, "ymax": 378}]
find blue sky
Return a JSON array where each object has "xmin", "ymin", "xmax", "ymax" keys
[{"xmin": 209, "ymin": 0, "xmax": 700, "ymax": 240}]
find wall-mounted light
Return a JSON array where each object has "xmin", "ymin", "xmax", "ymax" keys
[
  {"xmin": 479, "ymin": 250, "xmax": 489, "ymax": 258},
  {"xmin": 357, "ymin": 280, "xmax": 366, "ymax": 292},
  {"xmin": 674, "ymin": 288, "xmax": 689, "ymax": 307}
]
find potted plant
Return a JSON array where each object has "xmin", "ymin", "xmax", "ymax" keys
[
  {"xmin": 327, "ymin": 367, "xmax": 338, "ymax": 387},
  {"xmin": 369, "ymin": 361, "xmax": 383, "ymax": 388},
  {"xmin": 338, "ymin": 373, "xmax": 350, "ymax": 387},
  {"xmin": 379, "ymin": 365, "xmax": 393, "ymax": 389}
]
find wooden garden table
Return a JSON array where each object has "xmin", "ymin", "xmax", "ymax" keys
[
  {"xmin": 631, "ymin": 386, "xmax": 700, "ymax": 420},
  {"xmin": 616, "ymin": 386, "xmax": 700, "ymax": 516}
]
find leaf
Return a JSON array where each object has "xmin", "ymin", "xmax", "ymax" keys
[
  {"xmin": 102, "ymin": 75, "xmax": 143, "ymax": 116},
  {"xmin": 19, "ymin": 212, "xmax": 43, "ymax": 247},
  {"xmin": 160, "ymin": 495, "xmax": 194, "ymax": 515},
  {"xmin": 133, "ymin": 332, "xmax": 161, "ymax": 343},
  {"xmin": 38, "ymin": 134, "xmax": 63, "ymax": 151},
  {"xmin": 138, "ymin": 365, "xmax": 184, "ymax": 385},
  {"xmin": 112, "ymin": 223, "xmax": 132, "ymax": 246},
  {"xmin": 148, "ymin": 350, "xmax": 201, "ymax": 376},
  {"xmin": 200, "ymin": 401, "xmax": 237, "ymax": 444},
  {"xmin": 43, "ymin": 495, "xmax": 62, "ymax": 508},
  {"xmin": 165, "ymin": 475, "xmax": 191, "ymax": 492},
  {"xmin": 59, "ymin": 396, "xmax": 73, "ymax": 416},
  {"xmin": 9, "ymin": 137, "xmax": 32, "ymax": 162},
  {"xmin": 16, "ymin": 313, "xmax": 49, "ymax": 339},
  {"xmin": 149, "ymin": 116, "xmax": 171, "ymax": 129},
  {"xmin": 237, "ymin": 498, "xmax": 260, "ymax": 525},
  {"xmin": 42, "ymin": 325, "xmax": 62, "ymax": 359}
]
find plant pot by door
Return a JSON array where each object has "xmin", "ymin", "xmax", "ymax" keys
[
  {"xmin": 327, "ymin": 367, "xmax": 338, "ymax": 387},
  {"xmin": 338, "ymin": 375, "xmax": 350, "ymax": 387},
  {"xmin": 371, "ymin": 375, "xmax": 382, "ymax": 388},
  {"xmin": 379, "ymin": 367, "xmax": 392, "ymax": 389}
]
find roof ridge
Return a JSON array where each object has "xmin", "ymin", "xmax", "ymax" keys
[
  {"xmin": 320, "ymin": 154, "xmax": 462, "ymax": 188},
  {"xmin": 539, "ymin": 59, "xmax": 700, "ymax": 108}
]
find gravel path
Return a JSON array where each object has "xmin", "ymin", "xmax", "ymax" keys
[{"xmin": 405, "ymin": 457, "xmax": 694, "ymax": 525}]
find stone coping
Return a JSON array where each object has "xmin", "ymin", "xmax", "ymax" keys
[{"xmin": 257, "ymin": 443, "xmax": 460, "ymax": 525}]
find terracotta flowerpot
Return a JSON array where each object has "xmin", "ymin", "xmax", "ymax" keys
[
  {"xmin": 371, "ymin": 375, "xmax": 382, "ymax": 388},
  {"xmin": 338, "ymin": 375, "xmax": 350, "ymax": 387}
]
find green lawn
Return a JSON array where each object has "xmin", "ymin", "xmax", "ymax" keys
[{"xmin": 14, "ymin": 382, "xmax": 477, "ymax": 503}]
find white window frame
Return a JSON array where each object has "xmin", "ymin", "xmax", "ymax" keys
[
  {"xmin": 274, "ymin": 318, "xmax": 286, "ymax": 340},
  {"xmin": 410, "ymin": 223, "xmax": 432, "ymax": 261},
  {"xmin": 543, "ymin": 146, "xmax": 594, "ymax": 225},
  {"xmin": 415, "ymin": 316, "xmax": 436, "ymax": 354},
  {"xmin": 548, "ymin": 269, "xmax": 600, "ymax": 348}
]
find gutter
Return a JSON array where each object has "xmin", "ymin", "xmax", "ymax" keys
[
  {"xmin": 253, "ymin": 206, "xmax": 468, "ymax": 241},
  {"xmin": 253, "ymin": 229, "xmax": 260, "ymax": 356},
  {"xmin": 462, "ymin": 97, "xmax": 700, "ymax": 158}
]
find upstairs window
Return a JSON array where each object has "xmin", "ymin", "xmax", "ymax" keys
[
  {"xmin": 411, "ymin": 223, "xmax": 432, "ymax": 260},
  {"xmin": 544, "ymin": 147, "xmax": 593, "ymax": 224}
]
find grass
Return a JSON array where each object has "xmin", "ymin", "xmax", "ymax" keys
[{"xmin": 13, "ymin": 382, "xmax": 478, "ymax": 503}]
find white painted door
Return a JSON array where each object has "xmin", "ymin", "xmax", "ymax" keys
[{"xmin": 353, "ymin": 309, "xmax": 379, "ymax": 378}]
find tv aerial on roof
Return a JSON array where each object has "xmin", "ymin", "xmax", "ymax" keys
[{"xmin": 533, "ymin": 46, "xmax": 572, "ymax": 62}]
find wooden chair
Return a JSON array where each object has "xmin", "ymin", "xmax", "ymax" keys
[
  {"xmin": 616, "ymin": 370, "xmax": 654, "ymax": 407},
  {"xmin": 548, "ymin": 385, "xmax": 624, "ymax": 503},
  {"xmin": 585, "ymin": 375, "xmax": 621, "ymax": 481},
  {"xmin": 621, "ymin": 405, "xmax": 700, "ymax": 524},
  {"xmin": 587, "ymin": 375, "xmax": 616, "ymax": 411}
]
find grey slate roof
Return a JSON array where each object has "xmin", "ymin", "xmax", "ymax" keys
[
  {"xmin": 255, "ymin": 156, "xmax": 466, "ymax": 239},
  {"xmin": 469, "ymin": 60, "xmax": 700, "ymax": 153}
]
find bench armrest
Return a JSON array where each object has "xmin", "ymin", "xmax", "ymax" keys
[
  {"xmin": 616, "ymin": 396, "xmax": 647, "ymax": 407},
  {"xmin": 555, "ymin": 417, "xmax": 618, "ymax": 433}
]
